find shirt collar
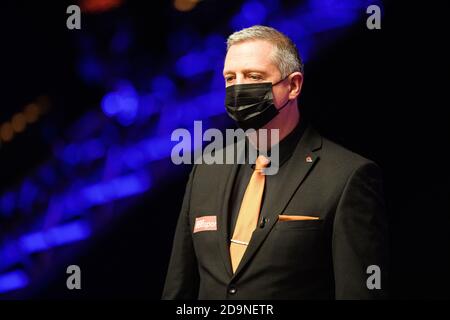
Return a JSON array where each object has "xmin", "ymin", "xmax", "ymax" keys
[{"xmin": 246, "ymin": 120, "xmax": 306, "ymax": 169}]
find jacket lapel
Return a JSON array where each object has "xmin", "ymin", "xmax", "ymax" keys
[{"xmin": 231, "ymin": 125, "xmax": 323, "ymax": 279}]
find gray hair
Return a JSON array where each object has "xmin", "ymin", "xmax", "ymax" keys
[{"xmin": 226, "ymin": 25, "xmax": 304, "ymax": 77}]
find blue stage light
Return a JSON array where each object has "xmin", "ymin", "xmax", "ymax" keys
[
  {"xmin": 81, "ymin": 139, "xmax": 106, "ymax": 163},
  {"xmin": 175, "ymin": 51, "xmax": 211, "ymax": 78},
  {"xmin": 0, "ymin": 270, "xmax": 29, "ymax": 294},
  {"xmin": 101, "ymin": 81, "xmax": 139, "ymax": 126},
  {"xmin": 19, "ymin": 221, "xmax": 91, "ymax": 253},
  {"xmin": 151, "ymin": 75, "xmax": 176, "ymax": 98},
  {"xmin": 81, "ymin": 173, "xmax": 151, "ymax": 206},
  {"xmin": 101, "ymin": 92, "xmax": 121, "ymax": 117}
]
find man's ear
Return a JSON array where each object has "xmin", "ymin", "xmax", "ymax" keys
[{"xmin": 288, "ymin": 72, "xmax": 303, "ymax": 100}]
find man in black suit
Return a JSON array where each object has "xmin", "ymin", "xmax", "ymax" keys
[{"xmin": 162, "ymin": 25, "xmax": 388, "ymax": 299}]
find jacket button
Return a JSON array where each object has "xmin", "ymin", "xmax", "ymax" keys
[
  {"xmin": 228, "ymin": 286, "xmax": 237, "ymax": 294},
  {"xmin": 259, "ymin": 217, "xmax": 267, "ymax": 228}
]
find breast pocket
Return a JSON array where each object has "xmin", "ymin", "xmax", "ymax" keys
[
  {"xmin": 274, "ymin": 217, "xmax": 324, "ymax": 231},
  {"xmin": 268, "ymin": 216, "xmax": 327, "ymax": 272}
]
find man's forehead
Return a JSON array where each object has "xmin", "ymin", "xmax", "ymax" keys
[{"xmin": 223, "ymin": 40, "xmax": 277, "ymax": 74}]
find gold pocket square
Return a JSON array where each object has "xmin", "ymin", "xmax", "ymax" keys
[{"xmin": 278, "ymin": 215, "xmax": 319, "ymax": 221}]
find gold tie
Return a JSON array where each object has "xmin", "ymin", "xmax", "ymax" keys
[{"xmin": 230, "ymin": 155, "xmax": 270, "ymax": 273}]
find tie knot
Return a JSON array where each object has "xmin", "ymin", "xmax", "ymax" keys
[{"xmin": 255, "ymin": 155, "xmax": 270, "ymax": 170}]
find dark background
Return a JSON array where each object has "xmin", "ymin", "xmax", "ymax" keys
[{"xmin": 0, "ymin": 0, "xmax": 449, "ymax": 299}]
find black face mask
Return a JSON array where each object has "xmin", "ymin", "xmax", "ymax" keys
[{"xmin": 225, "ymin": 77, "xmax": 290, "ymax": 130}]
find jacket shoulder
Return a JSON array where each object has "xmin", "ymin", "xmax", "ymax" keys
[{"xmin": 320, "ymin": 136, "xmax": 378, "ymax": 171}]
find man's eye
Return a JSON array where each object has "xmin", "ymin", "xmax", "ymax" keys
[
  {"xmin": 225, "ymin": 77, "xmax": 234, "ymax": 82},
  {"xmin": 249, "ymin": 74, "xmax": 263, "ymax": 80}
]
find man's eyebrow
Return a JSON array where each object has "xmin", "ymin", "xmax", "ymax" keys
[
  {"xmin": 222, "ymin": 69, "xmax": 268, "ymax": 76},
  {"xmin": 242, "ymin": 69, "xmax": 268, "ymax": 74}
]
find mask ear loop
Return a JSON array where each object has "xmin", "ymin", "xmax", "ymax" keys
[
  {"xmin": 277, "ymin": 98, "xmax": 291, "ymax": 112},
  {"xmin": 272, "ymin": 74, "xmax": 292, "ymax": 112},
  {"xmin": 271, "ymin": 75, "xmax": 289, "ymax": 87}
]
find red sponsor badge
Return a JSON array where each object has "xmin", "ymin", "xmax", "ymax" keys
[{"xmin": 193, "ymin": 216, "xmax": 217, "ymax": 233}]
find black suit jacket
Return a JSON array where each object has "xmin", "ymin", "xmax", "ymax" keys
[{"xmin": 162, "ymin": 125, "xmax": 388, "ymax": 299}]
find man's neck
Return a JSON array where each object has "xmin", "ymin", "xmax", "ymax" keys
[{"xmin": 247, "ymin": 103, "xmax": 300, "ymax": 151}]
